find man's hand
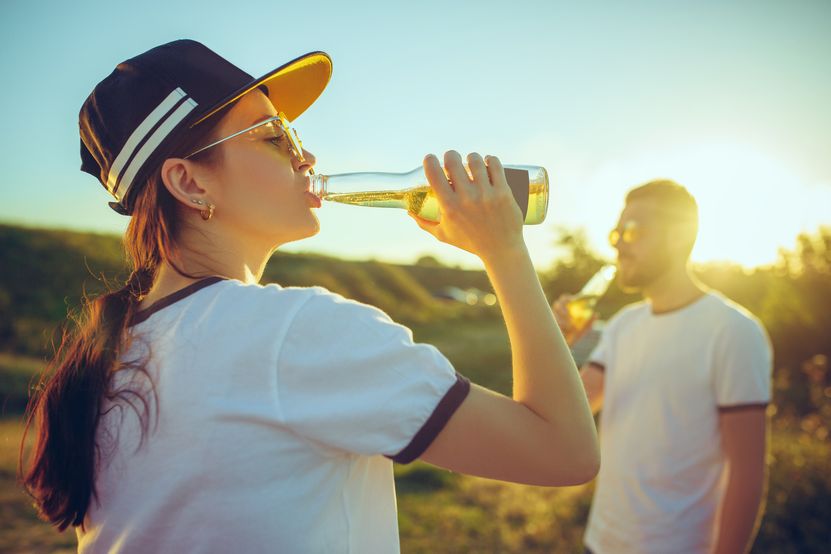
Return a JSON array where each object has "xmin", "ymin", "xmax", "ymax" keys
[{"xmin": 552, "ymin": 294, "xmax": 598, "ymax": 347}]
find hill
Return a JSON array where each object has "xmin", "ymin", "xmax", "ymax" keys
[{"xmin": 0, "ymin": 223, "xmax": 497, "ymax": 357}]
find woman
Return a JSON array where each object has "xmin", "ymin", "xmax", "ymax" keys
[{"xmin": 22, "ymin": 40, "xmax": 599, "ymax": 553}]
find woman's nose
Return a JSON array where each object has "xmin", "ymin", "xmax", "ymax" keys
[{"xmin": 296, "ymin": 148, "xmax": 316, "ymax": 173}]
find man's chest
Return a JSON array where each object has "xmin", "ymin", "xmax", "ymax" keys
[{"xmin": 604, "ymin": 317, "xmax": 718, "ymax": 408}]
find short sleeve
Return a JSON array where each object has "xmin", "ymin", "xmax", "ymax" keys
[
  {"xmin": 712, "ymin": 314, "xmax": 773, "ymax": 409},
  {"xmin": 587, "ymin": 311, "xmax": 623, "ymax": 370},
  {"xmin": 276, "ymin": 289, "xmax": 470, "ymax": 463},
  {"xmin": 586, "ymin": 330, "xmax": 610, "ymax": 369}
]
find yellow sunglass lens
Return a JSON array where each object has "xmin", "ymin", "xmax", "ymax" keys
[{"xmin": 610, "ymin": 224, "xmax": 640, "ymax": 245}]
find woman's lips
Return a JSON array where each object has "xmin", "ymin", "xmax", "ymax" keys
[{"xmin": 304, "ymin": 191, "xmax": 322, "ymax": 208}]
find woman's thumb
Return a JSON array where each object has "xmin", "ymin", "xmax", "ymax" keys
[{"xmin": 409, "ymin": 212, "xmax": 437, "ymax": 232}]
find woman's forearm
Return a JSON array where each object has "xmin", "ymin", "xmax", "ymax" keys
[{"xmin": 482, "ymin": 244, "xmax": 599, "ymax": 460}]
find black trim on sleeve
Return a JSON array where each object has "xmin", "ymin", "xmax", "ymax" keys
[
  {"xmin": 385, "ymin": 372, "xmax": 471, "ymax": 464},
  {"xmin": 717, "ymin": 402, "xmax": 769, "ymax": 413},
  {"xmin": 587, "ymin": 361, "xmax": 605, "ymax": 372}
]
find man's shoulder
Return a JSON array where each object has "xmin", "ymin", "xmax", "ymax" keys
[
  {"xmin": 699, "ymin": 292, "xmax": 771, "ymax": 355},
  {"xmin": 703, "ymin": 291, "xmax": 767, "ymax": 333}
]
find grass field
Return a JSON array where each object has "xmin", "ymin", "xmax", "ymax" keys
[
  {"xmin": 2, "ymin": 413, "xmax": 593, "ymax": 553},
  {"xmin": 1, "ymin": 417, "xmax": 76, "ymax": 553},
  {"xmin": 1, "ymin": 321, "xmax": 830, "ymax": 552}
]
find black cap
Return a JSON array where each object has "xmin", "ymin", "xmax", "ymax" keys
[{"xmin": 79, "ymin": 39, "xmax": 332, "ymax": 215}]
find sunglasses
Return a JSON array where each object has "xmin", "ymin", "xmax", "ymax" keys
[
  {"xmin": 608, "ymin": 220, "xmax": 642, "ymax": 246},
  {"xmin": 184, "ymin": 112, "xmax": 308, "ymax": 168}
]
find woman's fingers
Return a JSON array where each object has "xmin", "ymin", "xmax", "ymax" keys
[
  {"xmin": 467, "ymin": 152, "xmax": 489, "ymax": 187},
  {"xmin": 423, "ymin": 154, "xmax": 457, "ymax": 206},
  {"xmin": 484, "ymin": 155, "xmax": 510, "ymax": 194},
  {"xmin": 444, "ymin": 150, "xmax": 477, "ymax": 199},
  {"xmin": 413, "ymin": 149, "xmax": 525, "ymax": 260}
]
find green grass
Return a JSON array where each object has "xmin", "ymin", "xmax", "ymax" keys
[
  {"xmin": 1, "ymin": 410, "xmax": 591, "ymax": 554},
  {"xmin": 0, "ymin": 417, "xmax": 76, "ymax": 553},
  {"xmin": 3, "ymin": 412, "xmax": 831, "ymax": 552},
  {"xmin": 0, "ymin": 355, "xmax": 76, "ymax": 552},
  {"xmin": 394, "ymin": 462, "xmax": 592, "ymax": 553},
  {"xmin": 411, "ymin": 319, "xmax": 513, "ymax": 395},
  {"xmin": 2, "ymin": 324, "xmax": 830, "ymax": 552},
  {"xmin": 0, "ymin": 353, "xmax": 45, "ymax": 415}
]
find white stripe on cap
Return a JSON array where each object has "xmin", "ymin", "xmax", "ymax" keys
[
  {"xmin": 107, "ymin": 88, "xmax": 198, "ymax": 202},
  {"xmin": 106, "ymin": 88, "xmax": 185, "ymax": 194},
  {"xmin": 113, "ymin": 98, "xmax": 198, "ymax": 202}
]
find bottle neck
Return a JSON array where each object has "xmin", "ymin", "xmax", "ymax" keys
[
  {"xmin": 310, "ymin": 167, "xmax": 423, "ymax": 199},
  {"xmin": 310, "ymin": 173, "xmax": 328, "ymax": 197}
]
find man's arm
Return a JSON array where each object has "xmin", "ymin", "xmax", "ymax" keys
[
  {"xmin": 581, "ymin": 363, "xmax": 605, "ymax": 415},
  {"xmin": 713, "ymin": 405, "xmax": 768, "ymax": 554},
  {"xmin": 551, "ymin": 294, "xmax": 606, "ymax": 415}
]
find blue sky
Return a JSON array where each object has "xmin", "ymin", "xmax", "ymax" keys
[{"xmin": 1, "ymin": 0, "xmax": 829, "ymax": 269}]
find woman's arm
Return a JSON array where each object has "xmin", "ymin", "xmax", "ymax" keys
[{"xmin": 415, "ymin": 151, "xmax": 599, "ymax": 485}]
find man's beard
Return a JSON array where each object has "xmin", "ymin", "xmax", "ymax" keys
[{"xmin": 617, "ymin": 248, "xmax": 673, "ymax": 293}]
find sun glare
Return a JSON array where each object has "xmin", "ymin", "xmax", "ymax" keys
[
  {"xmin": 587, "ymin": 142, "xmax": 830, "ymax": 268},
  {"xmin": 666, "ymin": 143, "xmax": 827, "ymax": 267}
]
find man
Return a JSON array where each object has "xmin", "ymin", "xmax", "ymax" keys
[{"xmin": 553, "ymin": 180, "xmax": 772, "ymax": 554}]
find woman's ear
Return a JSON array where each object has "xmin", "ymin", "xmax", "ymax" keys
[{"xmin": 159, "ymin": 157, "xmax": 211, "ymax": 208}]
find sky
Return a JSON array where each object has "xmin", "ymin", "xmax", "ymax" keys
[{"xmin": 1, "ymin": 0, "xmax": 829, "ymax": 270}]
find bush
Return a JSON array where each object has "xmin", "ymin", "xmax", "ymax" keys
[{"xmin": 754, "ymin": 431, "xmax": 831, "ymax": 553}]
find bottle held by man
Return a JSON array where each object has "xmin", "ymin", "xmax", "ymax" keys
[{"xmin": 560, "ymin": 264, "xmax": 617, "ymax": 344}]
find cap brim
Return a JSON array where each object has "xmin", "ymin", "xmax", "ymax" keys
[{"xmin": 191, "ymin": 51, "xmax": 332, "ymax": 126}]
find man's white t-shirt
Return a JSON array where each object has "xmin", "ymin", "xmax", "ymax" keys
[
  {"xmin": 76, "ymin": 277, "xmax": 470, "ymax": 554},
  {"xmin": 583, "ymin": 292, "xmax": 772, "ymax": 554}
]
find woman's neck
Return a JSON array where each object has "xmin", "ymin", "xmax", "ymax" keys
[{"xmin": 138, "ymin": 227, "xmax": 276, "ymax": 309}]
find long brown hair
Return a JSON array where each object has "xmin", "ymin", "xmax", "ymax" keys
[{"xmin": 19, "ymin": 111, "xmax": 228, "ymax": 531}]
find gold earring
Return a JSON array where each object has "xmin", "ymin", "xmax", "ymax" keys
[
  {"xmin": 200, "ymin": 204, "xmax": 215, "ymax": 221},
  {"xmin": 191, "ymin": 199, "xmax": 214, "ymax": 221}
]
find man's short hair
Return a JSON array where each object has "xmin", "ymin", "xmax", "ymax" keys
[{"xmin": 626, "ymin": 179, "xmax": 699, "ymax": 254}]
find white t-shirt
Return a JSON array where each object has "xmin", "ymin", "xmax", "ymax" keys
[
  {"xmin": 76, "ymin": 277, "xmax": 469, "ymax": 554},
  {"xmin": 583, "ymin": 292, "xmax": 772, "ymax": 554}
]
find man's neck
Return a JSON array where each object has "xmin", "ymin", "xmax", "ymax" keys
[{"xmin": 642, "ymin": 265, "xmax": 707, "ymax": 315}]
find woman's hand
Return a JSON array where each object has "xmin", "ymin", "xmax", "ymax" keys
[
  {"xmin": 409, "ymin": 151, "xmax": 525, "ymax": 263},
  {"xmin": 416, "ymin": 152, "xmax": 600, "ymax": 484}
]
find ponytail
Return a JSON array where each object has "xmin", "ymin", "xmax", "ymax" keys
[
  {"xmin": 20, "ymin": 266, "xmax": 155, "ymax": 530},
  {"xmin": 21, "ymin": 105, "xmax": 228, "ymax": 531}
]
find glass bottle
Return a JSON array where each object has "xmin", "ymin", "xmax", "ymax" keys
[
  {"xmin": 309, "ymin": 165, "xmax": 549, "ymax": 225},
  {"xmin": 564, "ymin": 264, "xmax": 617, "ymax": 343}
]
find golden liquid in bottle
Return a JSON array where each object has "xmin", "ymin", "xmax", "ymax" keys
[
  {"xmin": 564, "ymin": 295, "xmax": 598, "ymax": 344},
  {"xmin": 323, "ymin": 182, "xmax": 548, "ymax": 225}
]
